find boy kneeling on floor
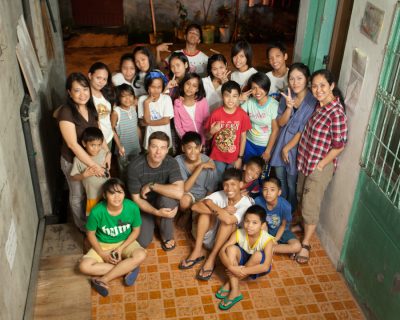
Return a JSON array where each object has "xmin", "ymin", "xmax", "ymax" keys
[{"xmin": 79, "ymin": 178, "xmax": 146, "ymax": 297}]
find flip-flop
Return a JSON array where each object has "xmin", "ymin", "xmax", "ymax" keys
[
  {"xmin": 91, "ymin": 278, "xmax": 109, "ymax": 297},
  {"xmin": 215, "ymin": 286, "xmax": 230, "ymax": 299},
  {"xmin": 161, "ymin": 239, "xmax": 176, "ymax": 251},
  {"xmin": 296, "ymin": 243, "xmax": 311, "ymax": 264},
  {"xmin": 124, "ymin": 267, "xmax": 140, "ymax": 286},
  {"xmin": 178, "ymin": 256, "xmax": 205, "ymax": 270},
  {"xmin": 196, "ymin": 266, "xmax": 215, "ymax": 281},
  {"xmin": 219, "ymin": 294, "xmax": 243, "ymax": 310}
]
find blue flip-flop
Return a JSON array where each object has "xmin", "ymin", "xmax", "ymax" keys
[
  {"xmin": 124, "ymin": 267, "xmax": 140, "ymax": 286},
  {"xmin": 219, "ymin": 294, "xmax": 243, "ymax": 310},
  {"xmin": 91, "ymin": 278, "xmax": 109, "ymax": 297}
]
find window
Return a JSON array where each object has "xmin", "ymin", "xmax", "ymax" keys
[{"xmin": 361, "ymin": 4, "xmax": 400, "ymax": 208}]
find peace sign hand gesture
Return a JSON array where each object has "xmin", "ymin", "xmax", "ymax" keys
[{"xmin": 280, "ymin": 88, "xmax": 295, "ymax": 109}]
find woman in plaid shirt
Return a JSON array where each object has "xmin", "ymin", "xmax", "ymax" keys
[{"xmin": 295, "ymin": 69, "xmax": 348, "ymax": 264}]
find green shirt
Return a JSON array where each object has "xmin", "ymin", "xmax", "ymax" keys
[{"xmin": 86, "ymin": 199, "xmax": 142, "ymax": 243}]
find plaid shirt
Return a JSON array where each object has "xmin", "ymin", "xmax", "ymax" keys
[{"xmin": 297, "ymin": 97, "xmax": 348, "ymax": 176}]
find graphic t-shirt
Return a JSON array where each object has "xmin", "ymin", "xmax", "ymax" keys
[
  {"xmin": 92, "ymin": 95, "xmax": 113, "ymax": 143},
  {"xmin": 266, "ymin": 70, "xmax": 288, "ymax": 101},
  {"xmin": 231, "ymin": 67, "xmax": 258, "ymax": 89},
  {"xmin": 206, "ymin": 107, "xmax": 252, "ymax": 164},
  {"xmin": 86, "ymin": 199, "xmax": 142, "ymax": 243},
  {"xmin": 241, "ymin": 97, "xmax": 279, "ymax": 146}
]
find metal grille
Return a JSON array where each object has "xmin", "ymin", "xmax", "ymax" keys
[{"xmin": 361, "ymin": 4, "xmax": 400, "ymax": 209}]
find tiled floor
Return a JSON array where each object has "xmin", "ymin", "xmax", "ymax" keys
[{"xmin": 90, "ymin": 228, "xmax": 364, "ymax": 320}]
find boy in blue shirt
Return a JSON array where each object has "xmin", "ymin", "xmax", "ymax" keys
[{"xmin": 255, "ymin": 177, "xmax": 301, "ymax": 255}]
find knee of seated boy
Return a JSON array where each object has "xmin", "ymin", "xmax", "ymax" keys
[{"xmin": 180, "ymin": 193, "xmax": 194, "ymax": 210}]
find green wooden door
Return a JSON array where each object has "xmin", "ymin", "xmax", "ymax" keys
[
  {"xmin": 301, "ymin": 0, "xmax": 338, "ymax": 71},
  {"xmin": 341, "ymin": 5, "xmax": 400, "ymax": 319}
]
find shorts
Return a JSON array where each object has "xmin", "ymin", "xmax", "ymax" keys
[
  {"xmin": 269, "ymin": 229, "xmax": 296, "ymax": 244},
  {"xmin": 297, "ymin": 163, "xmax": 334, "ymax": 225},
  {"xmin": 82, "ymin": 240, "xmax": 143, "ymax": 263},
  {"xmin": 237, "ymin": 245, "xmax": 271, "ymax": 279},
  {"xmin": 191, "ymin": 212, "xmax": 220, "ymax": 250}
]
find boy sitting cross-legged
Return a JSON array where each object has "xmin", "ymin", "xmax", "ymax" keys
[
  {"xmin": 179, "ymin": 168, "xmax": 254, "ymax": 280},
  {"xmin": 255, "ymin": 178, "xmax": 301, "ymax": 256},
  {"xmin": 217, "ymin": 205, "xmax": 274, "ymax": 310}
]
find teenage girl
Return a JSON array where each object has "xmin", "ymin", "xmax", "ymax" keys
[
  {"xmin": 88, "ymin": 62, "xmax": 115, "ymax": 149},
  {"xmin": 230, "ymin": 40, "xmax": 258, "ymax": 89},
  {"xmin": 165, "ymin": 51, "xmax": 190, "ymax": 102},
  {"xmin": 241, "ymin": 72, "xmax": 279, "ymax": 164},
  {"xmin": 270, "ymin": 63, "xmax": 316, "ymax": 214},
  {"xmin": 112, "ymin": 53, "xmax": 136, "ymax": 91},
  {"xmin": 138, "ymin": 71, "xmax": 174, "ymax": 149},
  {"xmin": 173, "ymin": 73, "xmax": 209, "ymax": 144},
  {"xmin": 202, "ymin": 54, "xmax": 231, "ymax": 112},
  {"xmin": 133, "ymin": 46, "xmax": 159, "ymax": 97},
  {"xmin": 111, "ymin": 84, "xmax": 142, "ymax": 180}
]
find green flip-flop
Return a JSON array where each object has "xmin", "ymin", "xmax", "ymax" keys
[
  {"xmin": 219, "ymin": 294, "xmax": 243, "ymax": 310},
  {"xmin": 215, "ymin": 286, "xmax": 230, "ymax": 299}
]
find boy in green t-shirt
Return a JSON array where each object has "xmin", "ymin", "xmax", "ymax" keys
[{"xmin": 79, "ymin": 178, "xmax": 146, "ymax": 297}]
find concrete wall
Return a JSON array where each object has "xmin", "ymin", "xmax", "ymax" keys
[
  {"xmin": 0, "ymin": 0, "xmax": 65, "ymax": 318},
  {"xmin": 316, "ymin": 0, "xmax": 398, "ymax": 265}
]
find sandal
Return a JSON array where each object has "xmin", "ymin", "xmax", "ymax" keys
[
  {"xmin": 215, "ymin": 286, "xmax": 230, "ymax": 299},
  {"xmin": 91, "ymin": 278, "xmax": 109, "ymax": 297},
  {"xmin": 161, "ymin": 239, "xmax": 176, "ymax": 251},
  {"xmin": 296, "ymin": 243, "xmax": 311, "ymax": 264},
  {"xmin": 219, "ymin": 294, "xmax": 243, "ymax": 310},
  {"xmin": 178, "ymin": 256, "xmax": 205, "ymax": 270},
  {"xmin": 196, "ymin": 266, "xmax": 215, "ymax": 281},
  {"xmin": 124, "ymin": 267, "xmax": 140, "ymax": 286}
]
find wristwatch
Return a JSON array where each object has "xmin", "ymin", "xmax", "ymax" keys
[
  {"xmin": 149, "ymin": 182, "xmax": 155, "ymax": 191},
  {"xmin": 238, "ymin": 155, "xmax": 243, "ymax": 159}
]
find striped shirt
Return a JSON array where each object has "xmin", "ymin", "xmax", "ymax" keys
[{"xmin": 297, "ymin": 97, "xmax": 348, "ymax": 176}]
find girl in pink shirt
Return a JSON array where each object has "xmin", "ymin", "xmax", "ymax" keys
[{"xmin": 173, "ymin": 73, "xmax": 209, "ymax": 144}]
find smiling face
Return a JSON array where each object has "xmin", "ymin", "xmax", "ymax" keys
[
  {"xmin": 119, "ymin": 90, "xmax": 134, "ymax": 108},
  {"xmin": 233, "ymin": 50, "xmax": 248, "ymax": 72},
  {"xmin": 222, "ymin": 89, "xmax": 240, "ymax": 111},
  {"xmin": 185, "ymin": 27, "xmax": 201, "ymax": 45},
  {"xmin": 211, "ymin": 60, "xmax": 227, "ymax": 80},
  {"xmin": 135, "ymin": 52, "xmax": 150, "ymax": 72},
  {"xmin": 311, "ymin": 74, "xmax": 335, "ymax": 106},
  {"xmin": 105, "ymin": 184, "xmax": 125, "ymax": 209},
  {"xmin": 183, "ymin": 77, "xmax": 199, "ymax": 99},
  {"xmin": 182, "ymin": 141, "xmax": 202, "ymax": 162},
  {"xmin": 170, "ymin": 57, "xmax": 188, "ymax": 80},
  {"xmin": 250, "ymin": 82, "xmax": 268, "ymax": 104},
  {"xmin": 121, "ymin": 59, "xmax": 136, "ymax": 82},
  {"xmin": 223, "ymin": 179, "xmax": 243, "ymax": 200},
  {"xmin": 148, "ymin": 78, "xmax": 163, "ymax": 99},
  {"xmin": 243, "ymin": 163, "xmax": 262, "ymax": 183},
  {"xmin": 88, "ymin": 69, "xmax": 108, "ymax": 92},
  {"xmin": 68, "ymin": 80, "xmax": 91, "ymax": 107},
  {"xmin": 289, "ymin": 69, "xmax": 308, "ymax": 95},
  {"xmin": 268, "ymin": 48, "xmax": 288, "ymax": 73}
]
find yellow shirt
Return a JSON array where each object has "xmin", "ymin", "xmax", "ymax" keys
[{"xmin": 236, "ymin": 228, "xmax": 274, "ymax": 254}]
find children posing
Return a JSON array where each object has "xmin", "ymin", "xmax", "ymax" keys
[
  {"xmin": 202, "ymin": 54, "xmax": 231, "ymax": 112},
  {"xmin": 133, "ymin": 46, "xmax": 159, "ymax": 97},
  {"xmin": 165, "ymin": 51, "xmax": 190, "ymax": 102},
  {"xmin": 255, "ymin": 178, "xmax": 301, "ymax": 255},
  {"xmin": 206, "ymin": 81, "xmax": 251, "ymax": 178},
  {"xmin": 175, "ymin": 132, "xmax": 218, "ymax": 212},
  {"xmin": 79, "ymin": 178, "xmax": 146, "ymax": 297},
  {"xmin": 217, "ymin": 205, "xmax": 274, "ymax": 310},
  {"xmin": 88, "ymin": 62, "xmax": 115, "ymax": 148},
  {"xmin": 230, "ymin": 40, "xmax": 258, "ymax": 89},
  {"xmin": 179, "ymin": 168, "xmax": 253, "ymax": 281},
  {"xmin": 138, "ymin": 71, "xmax": 173, "ymax": 150},
  {"xmin": 241, "ymin": 156, "xmax": 264, "ymax": 199},
  {"xmin": 70, "ymin": 127, "xmax": 109, "ymax": 216},
  {"xmin": 111, "ymin": 84, "xmax": 142, "ymax": 180},
  {"xmin": 266, "ymin": 42, "xmax": 289, "ymax": 101},
  {"xmin": 112, "ymin": 53, "xmax": 136, "ymax": 91},
  {"xmin": 173, "ymin": 73, "xmax": 209, "ymax": 144},
  {"xmin": 241, "ymin": 72, "xmax": 279, "ymax": 164}
]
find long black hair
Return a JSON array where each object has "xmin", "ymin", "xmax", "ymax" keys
[
  {"xmin": 179, "ymin": 73, "xmax": 206, "ymax": 101},
  {"xmin": 88, "ymin": 62, "xmax": 116, "ymax": 106},
  {"xmin": 132, "ymin": 46, "xmax": 157, "ymax": 89}
]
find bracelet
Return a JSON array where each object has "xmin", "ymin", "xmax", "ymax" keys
[{"xmin": 238, "ymin": 155, "xmax": 243, "ymax": 159}]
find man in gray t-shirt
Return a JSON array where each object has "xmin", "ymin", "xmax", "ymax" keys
[{"xmin": 128, "ymin": 132, "xmax": 183, "ymax": 250}]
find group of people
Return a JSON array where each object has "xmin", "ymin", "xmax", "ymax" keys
[{"xmin": 57, "ymin": 23, "xmax": 348, "ymax": 310}]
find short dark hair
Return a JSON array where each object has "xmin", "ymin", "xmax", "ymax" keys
[
  {"xmin": 248, "ymin": 72, "xmax": 271, "ymax": 93},
  {"xmin": 102, "ymin": 178, "xmax": 125, "ymax": 196},
  {"xmin": 181, "ymin": 131, "xmax": 202, "ymax": 146},
  {"xmin": 207, "ymin": 54, "xmax": 227, "ymax": 79},
  {"xmin": 266, "ymin": 41, "xmax": 287, "ymax": 58},
  {"xmin": 263, "ymin": 177, "xmax": 281, "ymax": 189},
  {"xmin": 179, "ymin": 73, "xmax": 206, "ymax": 101},
  {"xmin": 148, "ymin": 131, "xmax": 170, "ymax": 146},
  {"xmin": 221, "ymin": 80, "xmax": 241, "ymax": 95},
  {"xmin": 245, "ymin": 156, "xmax": 264, "ymax": 170},
  {"xmin": 244, "ymin": 204, "xmax": 266, "ymax": 222},
  {"xmin": 81, "ymin": 127, "xmax": 104, "ymax": 143},
  {"xmin": 185, "ymin": 23, "xmax": 203, "ymax": 42},
  {"xmin": 231, "ymin": 39, "xmax": 253, "ymax": 68},
  {"xmin": 222, "ymin": 168, "xmax": 242, "ymax": 183},
  {"xmin": 116, "ymin": 84, "xmax": 135, "ymax": 105}
]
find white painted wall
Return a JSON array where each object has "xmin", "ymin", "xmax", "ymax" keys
[{"xmin": 317, "ymin": 0, "xmax": 398, "ymax": 265}]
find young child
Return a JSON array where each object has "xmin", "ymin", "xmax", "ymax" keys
[
  {"xmin": 88, "ymin": 62, "xmax": 115, "ymax": 149},
  {"xmin": 138, "ymin": 71, "xmax": 173, "ymax": 150},
  {"xmin": 230, "ymin": 40, "xmax": 258, "ymax": 89},
  {"xmin": 206, "ymin": 81, "xmax": 251, "ymax": 178},
  {"xmin": 70, "ymin": 127, "xmax": 109, "ymax": 216},
  {"xmin": 179, "ymin": 168, "xmax": 253, "ymax": 281},
  {"xmin": 111, "ymin": 84, "xmax": 142, "ymax": 180},
  {"xmin": 174, "ymin": 73, "xmax": 209, "ymax": 144},
  {"xmin": 175, "ymin": 131, "xmax": 218, "ymax": 212},
  {"xmin": 112, "ymin": 53, "xmax": 136, "ymax": 91},
  {"xmin": 241, "ymin": 72, "xmax": 279, "ymax": 164},
  {"xmin": 241, "ymin": 156, "xmax": 264, "ymax": 199},
  {"xmin": 266, "ymin": 42, "xmax": 289, "ymax": 101},
  {"xmin": 202, "ymin": 54, "xmax": 231, "ymax": 112},
  {"xmin": 79, "ymin": 178, "xmax": 146, "ymax": 297},
  {"xmin": 133, "ymin": 46, "xmax": 160, "ymax": 97},
  {"xmin": 165, "ymin": 51, "xmax": 190, "ymax": 102},
  {"xmin": 255, "ymin": 178, "xmax": 301, "ymax": 255},
  {"xmin": 217, "ymin": 205, "xmax": 274, "ymax": 310}
]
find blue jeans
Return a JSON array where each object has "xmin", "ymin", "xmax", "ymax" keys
[
  {"xmin": 274, "ymin": 166, "xmax": 297, "ymax": 213},
  {"xmin": 214, "ymin": 160, "xmax": 233, "ymax": 183}
]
